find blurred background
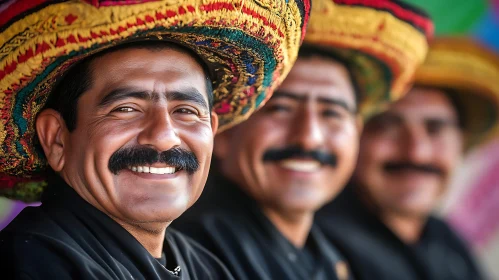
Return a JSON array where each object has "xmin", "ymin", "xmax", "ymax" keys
[
  {"xmin": 400, "ymin": 0, "xmax": 499, "ymax": 278},
  {"xmin": 1, "ymin": 0, "xmax": 499, "ymax": 278}
]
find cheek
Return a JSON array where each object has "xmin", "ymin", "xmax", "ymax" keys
[
  {"xmin": 89, "ymin": 121, "xmax": 140, "ymax": 159},
  {"xmin": 355, "ymin": 135, "xmax": 397, "ymax": 187},
  {"xmin": 434, "ymin": 140, "xmax": 463, "ymax": 174},
  {"xmin": 359, "ymin": 135, "xmax": 397, "ymax": 167},
  {"xmin": 328, "ymin": 123, "xmax": 359, "ymax": 166},
  {"xmin": 178, "ymin": 123, "xmax": 215, "ymax": 175},
  {"xmin": 233, "ymin": 116, "xmax": 287, "ymax": 162}
]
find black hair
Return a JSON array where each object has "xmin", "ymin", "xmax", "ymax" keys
[
  {"xmin": 443, "ymin": 89, "xmax": 466, "ymax": 129},
  {"xmin": 297, "ymin": 45, "xmax": 361, "ymax": 108},
  {"xmin": 44, "ymin": 41, "xmax": 214, "ymax": 132}
]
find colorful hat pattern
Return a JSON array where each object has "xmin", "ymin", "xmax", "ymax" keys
[
  {"xmin": 304, "ymin": 0, "xmax": 433, "ymax": 117},
  {"xmin": 0, "ymin": 0, "xmax": 310, "ymax": 201},
  {"xmin": 414, "ymin": 37, "xmax": 499, "ymax": 148}
]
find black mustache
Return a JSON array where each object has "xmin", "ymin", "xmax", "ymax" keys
[
  {"xmin": 108, "ymin": 146, "xmax": 199, "ymax": 175},
  {"xmin": 263, "ymin": 146, "xmax": 337, "ymax": 167},
  {"xmin": 383, "ymin": 162, "xmax": 443, "ymax": 175}
]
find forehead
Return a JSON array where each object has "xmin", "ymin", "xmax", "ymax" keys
[
  {"xmin": 276, "ymin": 56, "xmax": 356, "ymax": 104},
  {"xmin": 385, "ymin": 86, "xmax": 458, "ymax": 121},
  {"xmin": 89, "ymin": 47, "xmax": 207, "ymax": 95}
]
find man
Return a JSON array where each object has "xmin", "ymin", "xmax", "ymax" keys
[
  {"xmin": 0, "ymin": 1, "xmax": 309, "ymax": 279},
  {"xmin": 173, "ymin": 0, "xmax": 432, "ymax": 279},
  {"xmin": 317, "ymin": 37, "xmax": 499, "ymax": 280}
]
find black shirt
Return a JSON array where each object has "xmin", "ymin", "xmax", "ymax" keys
[
  {"xmin": 0, "ymin": 177, "xmax": 234, "ymax": 280},
  {"xmin": 173, "ymin": 174, "xmax": 352, "ymax": 280},
  {"xmin": 316, "ymin": 186, "xmax": 484, "ymax": 280}
]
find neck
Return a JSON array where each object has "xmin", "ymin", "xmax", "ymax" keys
[
  {"xmin": 56, "ymin": 174, "xmax": 169, "ymax": 258},
  {"xmin": 263, "ymin": 207, "xmax": 313, "ymax": 248},
  {"xmin": 117, "ymin": 220, "xmax": 169, "ymax": 258},
  {"xmin": 381, "ymin": 212, "xmax": 426, "ymax": 244}
]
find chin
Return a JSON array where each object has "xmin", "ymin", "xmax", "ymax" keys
[
  {"xmin": 277, "ymin": 197, "xmax": 326, "ymax": 214},
  {"xmin": 393, "ymin": 205, "xmax": 433, "ymax": 219},
  {"xmin": 120, "ymin": 195, "xmax": 191, "ymax": 223}
]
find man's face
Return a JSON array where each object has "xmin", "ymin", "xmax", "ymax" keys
[
  {"xmin": 354, "ymin": 87, "xmax": 464, "ymax": 218},
  {"xmin": 56, "ymin": 48, "xmax": 217, "ymax": 225},
  {"xmin": 216, "ymin": 56, "xmax": 361, "ymax": 214}
]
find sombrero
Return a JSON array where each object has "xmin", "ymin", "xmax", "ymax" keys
[
  {"xmin": 304, "ymin": 0, "xmax": 433, "ymax": 117},
  {"xmin": 0, "ymin": 0, "xmax": 310, "ymax": 201},
  {"xmin": 414, "ymin": 37, "xmax": 499, "ymax": 148}
]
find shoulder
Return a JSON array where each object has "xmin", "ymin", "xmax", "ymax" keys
[
  {"xmin": 0, "ymin": 231, "xmax": 76, "ymax": 279},
  {"xmin": 172, "ymin": 213, "xmax": 272, "ymax": 280},
  {"xmin": 0, "ymin": 209, "xmax": 110, "ymax": 280},
  {"xmin": 426, "ymin": 216, "xmax": 468, "ymax": 244},
  {"xmin": 166, "ymin": 229, "xmax": 235, "ymax": 280},
  {"xmin": 426, "ymin": 216, "xmax": 476, "ymax": 255}
]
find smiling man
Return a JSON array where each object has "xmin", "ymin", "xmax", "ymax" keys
[
  {"xmin": 173, "ymin": 1, "xmax": 432, "ymax": 279},
  {"xmin": 0, "ymin": 1, "xmax": 309, "ymax": 279},
  {"xmin": 317, "ymin": 37, "xmax": 499, "ymax": 280}
]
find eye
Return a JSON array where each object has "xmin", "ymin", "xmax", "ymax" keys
[
  {"xmin": 112, "ymin": 106, "xmax": 136, "ymax": 113},
  {"xmin": 426, "ymin": 120, "xmax": 448, "ymax": 136},
  {"xmin": 322, "ymin": 109, "xmax": 342, "ymax": 118},
  {"xmin": 264, "ymin": 104, "xmax": 292, "ymax": 113},
  {"xmin": 174, "ymin": 108, "xmax": 198, "ymax": 115}
]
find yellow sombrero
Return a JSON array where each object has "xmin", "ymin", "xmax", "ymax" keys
[
  {"xmin": 414, "ymin": 37, "xmax": 499, "ymax": 148},
  {"xmin": 0, "ymin": 0, "xmax": 310, "ymax": 201},
  {"xmin": 304, "ymin": 0, "xmax": 433, "ymax": 117}
]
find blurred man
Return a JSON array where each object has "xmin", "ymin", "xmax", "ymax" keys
[
  {"xmin": 317, "ymin": 37, "xmax": 499, "ymax": 280},
  {"xmin": 0, "ymin": 1, "xmax": 308, "ymax": 278},
  {"xmin": 173, "ymin": 1, "xmax": 432, "ymax": 279}
]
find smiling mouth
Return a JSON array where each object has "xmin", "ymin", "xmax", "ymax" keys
[
  {"xmin": 278, "ymin": 159, "xmax": 321, "ymax": 172},
  {"xmin": 128, "ymin": 165, "xmax": 179, "ymax": 175}
]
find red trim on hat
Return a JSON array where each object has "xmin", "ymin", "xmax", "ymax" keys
[
  {"xmin": 334, "ymin": 0, "xmax": 434, "ymax": 37},
  {"xmin": 301, "ymin": 0, "xmax": 311, "ymax": 42},
  {"xmin": 0, "ymin": 0, "xmax": 47, "ymax": 26}
]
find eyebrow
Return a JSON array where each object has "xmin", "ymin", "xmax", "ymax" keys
[
  {"xmin": 272, "ymin": 91, "xmax": 357, "ymax": 113},
  {"xmin": 369, "ymin": 112, "xmax": 403, "ymax": 123},
  {"xmin": 167, "ymin": 90, "xmax": 209, "ymax": 111},
  {"xmin": 98, "ymin": 87, "xmax": 209, "ymax": 111}
]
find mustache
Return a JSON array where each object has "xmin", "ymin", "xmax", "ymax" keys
[
  {"xmin": 262, "ymin": 146, "xmax": 337, "ymax": 167},
  {"xmin": 108, "ymin": 146, "xmax": 199, "ymax": 175},
  {"xmin": 383, "ymin": 162, "xmax": 443, "ymax": 176}
]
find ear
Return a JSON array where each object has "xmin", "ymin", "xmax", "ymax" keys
[
  {"xmin": 355, "ymin": 114, "xmax": 364, "ymax": 136},
  {"xmin": 213, "ymin": 129, "xmax": 232, "ymax": 160},
  {"xmin": 210, "ymin": 111, "xmax": 219, "ymax": 136},
  {"xmin": 36, "ymin": 109, "xmax": 67, "ymax": 172}
]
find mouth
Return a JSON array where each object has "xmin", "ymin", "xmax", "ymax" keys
[
  {"xmin": 278, "ymin": 159, "xmax": 321, "ymax": 172},
  {"xmin": 128, "ymin": 165, "xmax": 179, "ymax": 175}
]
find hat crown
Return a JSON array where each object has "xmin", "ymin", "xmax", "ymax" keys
[{"xmin": 303, "ymin": 0, "xmax": 433, "ymax": 117}]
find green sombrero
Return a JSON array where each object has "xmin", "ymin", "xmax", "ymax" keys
[{"xmin": 0, "ymin": 0, "xmax": 311, "ymax": 201}]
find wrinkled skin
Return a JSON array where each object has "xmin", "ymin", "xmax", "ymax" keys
[{"xmin": 37, "ymin": 48, "xmax": 218, "ymax": 233}]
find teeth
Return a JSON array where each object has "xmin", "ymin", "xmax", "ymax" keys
[
  {"xmin": 279, "ymin": 159, "xmax": 321, "ymax": 172},
  {"xmin": 128, "ymin": 166, "xmax": 176, "ymax": 174}
]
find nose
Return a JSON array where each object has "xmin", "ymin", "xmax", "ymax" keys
[
  {"xmin": 137, "ymin": 108, "xmax": 181, "ymax": 151},
  {"xmin": 403, "ymin": 125, "xmax": 433, "ymax": 164},
  {"xmin": 289, "ymin": 103, "xmax": 325, "ymax": 151}
]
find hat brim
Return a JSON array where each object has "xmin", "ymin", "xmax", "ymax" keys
[
  {"xmin": 414, "ymin": 37, "xmax": 499, "ymax": 149},
  {"xmin": 0, "ymin": 0, "xmax": 310, "ymax": 201},
  {"xmin": 415, "ymin": 71, "xmax": 499, "ymax": 148}
]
